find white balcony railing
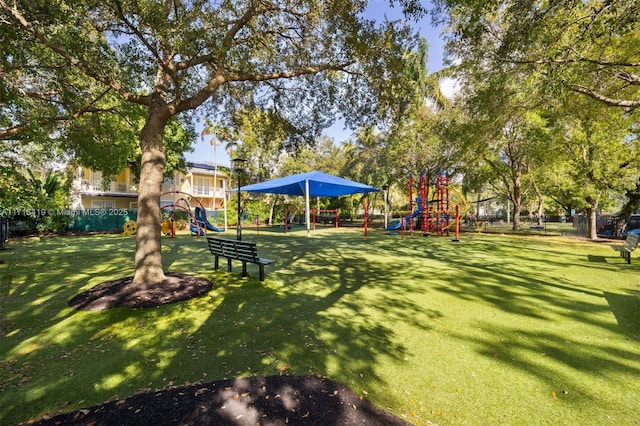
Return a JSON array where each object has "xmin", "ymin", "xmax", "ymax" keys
[
  {"xmin": 81, "ymin": 181, "xmax": 135, "ymax": 193},
  {"xmin": 192, "ymin": 188, "xmax": 226, "ymax": 198}
]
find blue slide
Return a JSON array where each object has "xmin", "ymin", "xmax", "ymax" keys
[
  {"xmin": 191, "ymin": 206, "xmax": 224, "ymax": 234},
  {"xmin": 387, "ymin": 208, "xmax": 423, "ymax": 231}
]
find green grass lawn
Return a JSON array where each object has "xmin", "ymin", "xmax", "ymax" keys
[{"xmin": 1, "ymin": 227, "xmax": 639, "ymax": 425}]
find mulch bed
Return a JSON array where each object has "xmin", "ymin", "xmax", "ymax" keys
[
  {"xmin": 27, "ymin": 375, "xmax": 410, "ymax": 425},
  {"xmin": 67, "ymin": 273, "xmax": 213, "ymax": 311},
  {"xmin": 44, "ymin": 274, "xmax": 410, "ymax": 425}
]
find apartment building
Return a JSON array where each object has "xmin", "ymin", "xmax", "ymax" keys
[
  {"xmin": 70, "ymin": 162, "xmax": 229, "ymax": 211},
  {"xmin": 160, "ymin": 162, "xmax": 229, "ymax": 210}
]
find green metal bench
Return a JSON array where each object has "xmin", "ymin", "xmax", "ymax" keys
[
  {"xmin": 206, "ymin": 237, "xmax": 275, "ymax": 281},
  {"xmin": 612, "ymin": 233, "xmax": 639, "ymax": 264}
]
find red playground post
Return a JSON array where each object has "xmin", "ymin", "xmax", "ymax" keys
[
  {"xmin": 445, "ymin": 172, "xmax": 450, "ymax": 236},
  {"xmin": 435, "ymin": 171, "xmax": 450, "ymax": 236},
  {"xmin": 284, "ymin": 209, "xmax": 289, "ymax": 233},
  {"xmin": 420, "ymin": 170, "xmax": 428, "ymax": 236}
]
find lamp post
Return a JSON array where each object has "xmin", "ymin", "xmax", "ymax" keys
[
  {"xmin": 210, "ymin": 136, "xmax": 220, "ymax": 210},
  {"xmin": 231, "ymin": 158, "xmax": 246, "ymax": 241},
  {"xmin": 382, "ymin": 185, "xmax": 389, "ymax": 230}
]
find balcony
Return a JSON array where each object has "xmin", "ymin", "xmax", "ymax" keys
[
  {"xmin": 192, "ymin": 187, "xmax": 226, "ymax": 198},
  {"xmin": 82, "ymin": 181, "xmax": 137, "ymax": 194}
]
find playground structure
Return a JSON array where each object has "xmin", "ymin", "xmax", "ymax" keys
[
  {"xmin": 159, "ymin": 190, "xmax": 224, "ymax": 237},
  {"xmin": 388, "ymin": 171, "xmax": 460, "ymax": 241}
]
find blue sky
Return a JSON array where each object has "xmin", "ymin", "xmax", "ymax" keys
[{"xmin": 186, "ymin": 2, "xmax": 447, "ymax": 166}]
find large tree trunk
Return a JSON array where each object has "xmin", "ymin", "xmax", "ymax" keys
[
  {"xmin": 512, "ymin": 198, "xmax": 522, "ymax": 231},
  {"xmin": 511, "ymin": 172, "xmax": 523, "ymax": 231},
  {"xmin": 531, "ymin": 175, "xmax": 544, "ymax": 226},
  {"xmin": 536, "ymin": 198, "xmax": 544, "ymax": 226},
  {"xmin": 269, "ymin": 196, "xmax": 278, "ymax": 226},
  {"xmin": 616, "ymin": 179, "xmax": 640, "ymax": 235},
  {"xmin": 585, "ymin": 199, "xmax": 599, "ymax": 240},
  {"xmin": 133, "ymin": 108, "xmax": 169, "ymax": 284}
]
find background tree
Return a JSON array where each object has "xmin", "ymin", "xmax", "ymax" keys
[
  {"xmin": 433, "ymin": 0, "xmax": 639, "ymax": 236},
  {"xmin": 0, "ymin": 165, "xmax": 37, "ymax": 216},
  {"xmin": 487, "ymin": 110, "xmax": 552, "ymax": 230},
  {"xmin": 548, "ymin": 96, "xmax": 638, "ymax": 239},
  {"xmin": 434, "ymin": 0, "xmax": 640, "ymax": 109},
  {"xmin": 379, "ymin": 36, "xmax": 456, "ymax": 213},
  {"xmin": 222, "ymin": 107, "xmax": 302, "ymax": 226},
  {"xmin": 2, "ymin": 0, "xmax": 423, "ymax": 284},
  {"xmin": 0, "ymin": 137, "xmax": 69, "ymax": 232},
  {"xmin": 445, "ymin": 46, "xmax": 554, "ymax": 231}
]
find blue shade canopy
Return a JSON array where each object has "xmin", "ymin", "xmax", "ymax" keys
[{"xmin": 238, "ymin": 171, "xmax": 378, "ymax": 197}]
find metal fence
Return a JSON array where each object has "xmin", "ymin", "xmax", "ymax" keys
[{"xmin": 0, "ymin": 217, "xmax": 8, "ymax": 248}]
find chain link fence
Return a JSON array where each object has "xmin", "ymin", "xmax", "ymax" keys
[{"xmin": 0, "ymin": 217, "xmax": 8, "ymax": 248}]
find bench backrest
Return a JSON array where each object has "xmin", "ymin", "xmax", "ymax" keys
[
  {"xmin": 625, "ymin": 233, "xmax": 639, "ymax": 249},
  {"xmin": 207, "ymin": 237, "xmax": 260, "ymax": 262}
]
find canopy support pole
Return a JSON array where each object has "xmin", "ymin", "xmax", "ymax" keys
[
  {"xmin": 305, "ymin": 179, "xmax": 311, "ymax": 237},
  {"xmin": 223, "ymin": 179, "xmax": 228, "ymax": 231}
]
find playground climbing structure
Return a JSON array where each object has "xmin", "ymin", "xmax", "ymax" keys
[{"xmin": 388, "ymin": 170, "xmax": 458, "ymax": 240}]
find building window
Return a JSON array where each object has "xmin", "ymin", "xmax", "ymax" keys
[
  {"xmin": 129, "ymin": 202, "xmax": 138, "ymax": 209},
  {"xmin": 194, "ymin": 177, "xmax": 211, "ymax": 195},
  {"xmin": 91, "ymin": 200, "xmax": 115, "ymax": 209},
  {"xmin": 89, "ymin": 171, "xmax": 102, "ymax": 191}
]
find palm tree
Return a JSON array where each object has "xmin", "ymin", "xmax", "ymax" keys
[
  {"xmin": 201, "ymin": 120, "xmax": 228, "ymax": 210},
  {"xmin": 27, "ymin": 169, "xmax": 61, "ymax": 198},
  {"xmin": 404, "ymin": 38, "xmax": 450, "ymax": 110}
]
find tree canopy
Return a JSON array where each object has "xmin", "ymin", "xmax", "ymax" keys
[
  {"xmin": 1, "ymin": 0, "xmax": 425, "ymax": 282},
  {"xmin": 431, "ymin": 0, "xmax": 640, "ymax": 236},
  {"xmin": 434, "ymin": 0, "xmax": 640, "ymax": 109}
]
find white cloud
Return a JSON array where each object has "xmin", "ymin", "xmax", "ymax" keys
[{"xmin": 440, "ymin": 77, "xmax": 461, "ymax": 99}]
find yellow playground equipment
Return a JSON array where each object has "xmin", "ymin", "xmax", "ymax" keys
[
  {"xmin": 122, "ymin": 220, "xmax": 137, "ymax": 239},
  {"xmin": 161, "ymin": 219, "xmax": 189, "ymax": 236},
  {"xmin": 161, "ymin": 219, "xmax": 172, "ymax": 235}
]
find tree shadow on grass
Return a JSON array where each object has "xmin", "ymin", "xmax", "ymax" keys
[
  {"xmin": 417, "ymin": 234, "xmax": 640, "ymax": 422},
  {"xmin": 1, "ymin": 231, "xmax": 426, "ymax": 424},
  {"xmin": 603, "ymin": 290, "xmax": 640, "ymax": 337}
]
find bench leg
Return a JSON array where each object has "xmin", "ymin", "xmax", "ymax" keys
[
  {"xmin": 259, "ymin": 265, "xmax": 265, "ymax": 281},
  {"xmin": 227, "ymin": 258, "xmax": 232, "ymax": 272},
  {"xmin": 241, "ymin": 261, "xmax": 248, "ymax": 277},
  {"xmin": 214, "ymin": 255, "xmax": 219, "ymax": 270}
]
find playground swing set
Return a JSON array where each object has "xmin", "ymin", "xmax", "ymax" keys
[
  {"xmin": 122, "ymin": 190, "xmax": 224, "ymax": 239},
  {"xmin": 388, "ymin": 170, "xmax": 460, "ymax": 242}
]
